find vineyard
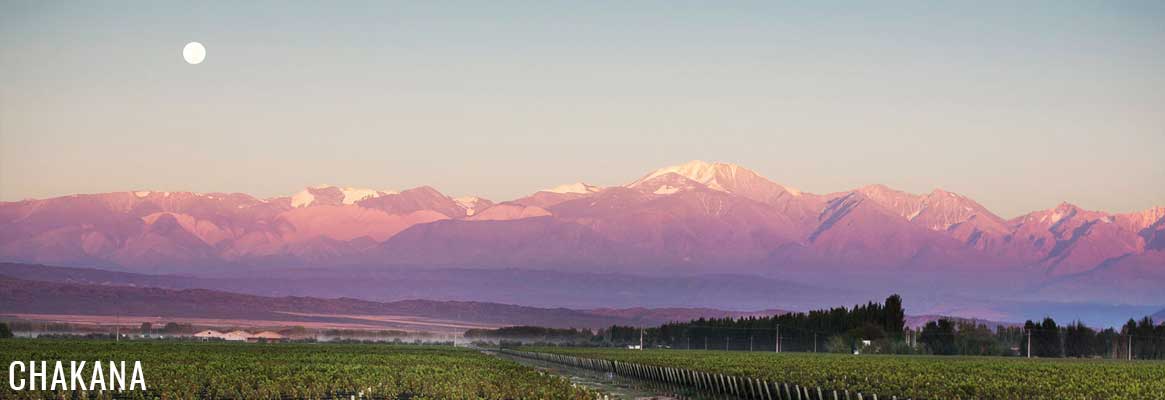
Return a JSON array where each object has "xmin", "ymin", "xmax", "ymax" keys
[
  {"xmin": 0, "ymin": 340, "xmax": 594, "ymax": 400},
  {"xmin": 531, "ymin": 347, "xmax": 1165, "ymax": 400}
]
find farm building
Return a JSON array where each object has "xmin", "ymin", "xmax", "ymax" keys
[
  {"xmin": 248, "ymin": 331, "xmax": 287, "ymax": 342},
  {"xmin": 193, "ymin": 330, "xmax": 223, "ymax": 340},
  {"xmin": 222, "ymin": 330, "xmax": 254, "ymax": 341}
]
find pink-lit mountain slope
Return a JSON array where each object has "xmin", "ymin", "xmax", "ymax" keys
[{"xmin": 1, "ymin": 161, "xmax": 1161, "ymax": 304}]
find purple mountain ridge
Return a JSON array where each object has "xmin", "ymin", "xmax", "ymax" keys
[{"xmin": 1, "ymin": 161, "xmax": 1162, "ymax": 310}]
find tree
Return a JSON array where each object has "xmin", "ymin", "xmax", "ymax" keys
[
  {"xmin": 954, "ymin": 321, "xmax": 1000, "ymax": 356},
  {"xmin": 883, "ymin": 294, "xmax": 906, "ymax": 337},
  {"xmin": 0, "ymin": 322, "xmax": 13, "ymax": 338},
  {"xmin": 1127, "ymin": 316, "xmax": 1163, "ymax": 359},
  {"xmin": 1036, "ymin": 317, "xmax": 1062, "ymax": 357},
  {"xmin": 161, "ymin": 322, "xmax": 193, "ymax": 334},
  {"xmin": 140, "ymin": 322, "xmax": 153, "ymax": 335},
  {"xmin": 659, "ymin": 294, "xmax": 910, "ymax": 351},
  {"xmin": 1064, "ymin": 321, "xmax": 1096, "ymax": 358},
  {"xmin": 825, "ymin": 335, "xmax": 851, "ymax": 353},
  {"xmin": 919, "ymin": 319, "xmax": 956, "ymax": 355}
]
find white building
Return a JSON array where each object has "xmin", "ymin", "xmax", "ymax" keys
[
  {"xmin": 193, "ymin": 330, "xmax": 223, "ymax": 340},
  {"xmin": 222, "ymin": 330, "xmax": 254, "ymax": 341}
]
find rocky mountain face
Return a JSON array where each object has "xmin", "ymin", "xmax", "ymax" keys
[{"xmin": 1, "ymin": 161, "xmax": 1161, "ymax": 304}]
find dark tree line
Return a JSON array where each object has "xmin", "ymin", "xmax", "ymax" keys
[
  {"xmin": 1121, "ymin": 317, "xmax": 1165, "ymax": 359},
  {"xmin": 475, "ymin": 294, "xmax": 1164, "ymax": 360},
  {"xmin": 651, "ymin": 295, "xmax": 907, "ymax": 352},
  {"xmin": 914, "ymin": 316, "xmax": 1165, "ymax": 359},
  {"xmin": 598, "ymin": 295, "xmax": 1164, "ymax": 359}
]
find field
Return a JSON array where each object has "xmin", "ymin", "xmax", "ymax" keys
[
  {"xmin": 532, "ymin": 347, "xmax": 1165, "ymax": 400},
  {"xmin": 0, "ymin": 340, "xmax": 594, "ymax": 400}
]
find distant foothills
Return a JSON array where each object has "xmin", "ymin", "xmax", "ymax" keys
[
  {"xmin": 0, "ymin": 262, "xmax": 792, "ymax": 331},
  {"xmin": 1, "ymin": 161, "xmax": 1162, "ymax": 325}
]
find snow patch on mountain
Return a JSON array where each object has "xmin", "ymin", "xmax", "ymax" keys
[
  {"xmin": 454, "ymin": 196, "xmax": 491, "ymax": 216},
  {"xmin": 654, "ymin": 185, "xmax": 680, "ymax": 195},
  {"xmin": 544, "ymin": 182, "xmax": 601, "ymax": 194},
  {"xmin": 290, "ymin": 185, "xmax": 397, "ymax": 208},
  {"xmin": 290, "ymin": 190, "xmax": 316, "ymax": 208},
  {"xmin": 340, "ymin": 187, "xmax": 395, "ymax": 205}
]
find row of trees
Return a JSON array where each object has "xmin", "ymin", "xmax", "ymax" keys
[
  {"xmin": 651, "ymin": 295, "xmax": 907, "ymax": 353},
  {"xmin": 1122, "ymin": 317, "xmax": 1165, "ymax": 359},
  {"xmin": 517, "ymin": 295, "xmax": 912, "ymax": 352},
  {"xmin": 481, "ymin": 294, "xmax": 1164, "ymax": 360},
  {"xmin": 860, "ymin": 315, "xmax": 1164, "ymax": 359}
]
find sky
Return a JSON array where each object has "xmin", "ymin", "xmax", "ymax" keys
[{"xmin": 2, "ymin": 1, "xmax": 1163, "ymax": 218}]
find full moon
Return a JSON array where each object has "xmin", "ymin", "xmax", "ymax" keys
[{"xmin": 182, "ymin": 42, "xmax": 206, "ymax": 65}]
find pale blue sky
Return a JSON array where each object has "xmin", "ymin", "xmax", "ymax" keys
[{"xmin": 2, "ymin": 1, "xmax": 1163, "ymax": 217}]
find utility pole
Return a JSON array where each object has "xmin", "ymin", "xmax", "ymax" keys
[
  {"xmin": 115, "ymin": 312, "xmax": 120, "ymax": 343},
  {"xmin": 704, "ymin": 336, "xmax": 708, "ymax": 350},
  {"xmin": 775, "ymin": 325, "xmax": 781, "ymax": 353},
  {"xmin": 1123, "ymin": 333, "xmax": 1132, "ymax": 361},
  {"xmin": 1026, "ymin": 329, "xmax": 1031, "ymax": 358},
  {"xmin": 813, "ymin": 333, "xmax": 817, "ymax": 353},
  {"xmin": 639, "ymin": 328, "xmax": 644, "ymax": 350},
  {"xmin": 749, "ymin": 335, "xmax": 754, "ymax": 352}
]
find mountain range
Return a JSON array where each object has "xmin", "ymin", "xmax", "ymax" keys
[{"xmin": 1, "ymin": 160, "xmax": 1162, "ymax": 308}]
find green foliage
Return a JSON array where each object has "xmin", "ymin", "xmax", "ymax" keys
[
  {"xmin": 919, "ymin": 319, "xmax": 956, "ymax": 355},
  {"xmin": 824, "ymin": 335, "xmax": 850, "ymax": 353},
  {"xmin": 1123, "ymin": 317, "xmax": 1165, "ymax": 359},
  {"xmin": 952, "ymin": 321, "xmax": 1004, "ymax": 356},
  {"xmin": 0, "ymin": 322, "xmax": 12, "ymax": 338},
  {"xmin": 1025, "ymin": 318, "xmax": 1063, "ymax": 358},
  {"xmin": 533, "ymin": 347, "xmax": 1165, "ymax": 400},
  {"xmin": 160, "ymin": 322, "xmax": 194, "ymax": 334},
  {"xmin": 658, "ymin": 294, "xmax": 907, "ymax": 351},
  {"xmin": 0, "ymin": 340, "xmax": 594, "ymax": 399}
]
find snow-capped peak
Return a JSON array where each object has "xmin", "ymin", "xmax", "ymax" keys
[
  {"xmin": 629, "ymin": 160, "xmax": 732, "ymax": 191},
  {"xmin": 628, "ymin": 160, "xmax": 801, "ymax": 196},
  {"xmin": 543, "ymin": 182, "xmax": 601, "ymax": 194}
]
